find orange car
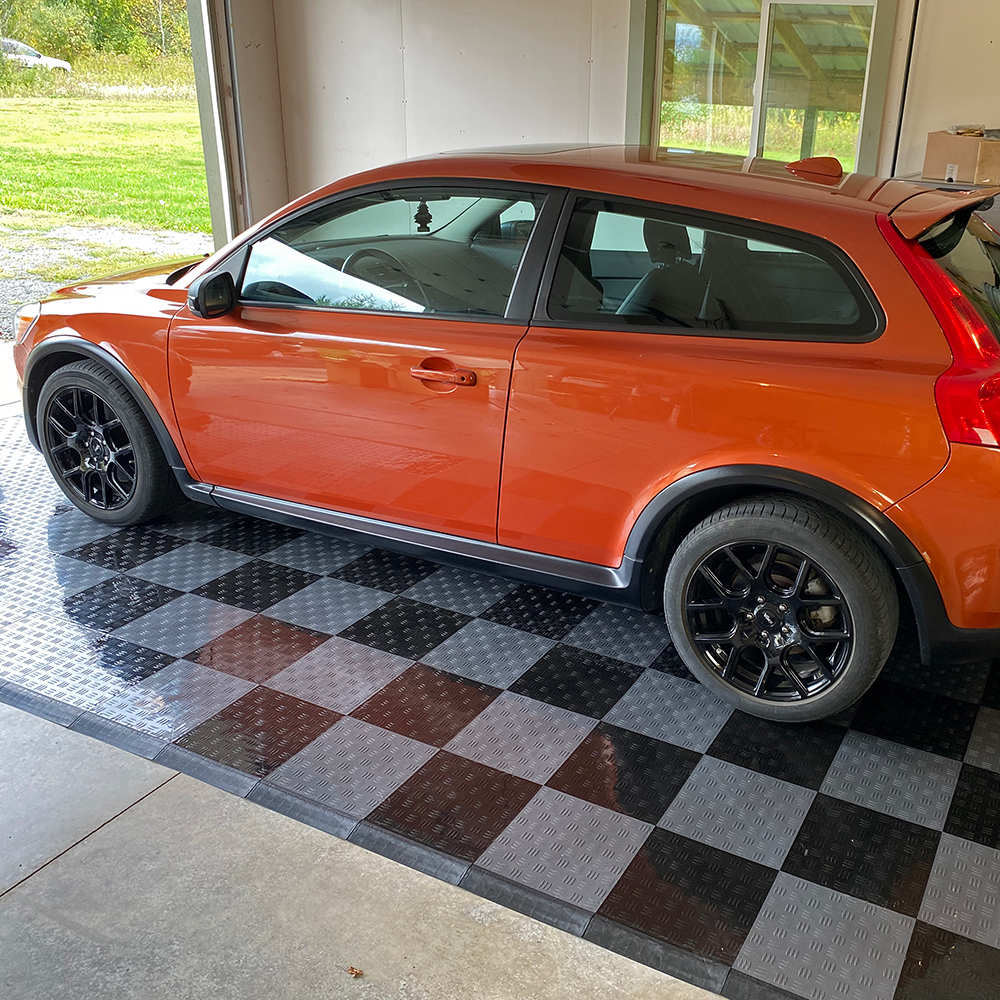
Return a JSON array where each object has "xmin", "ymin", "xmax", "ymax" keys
[{"xmin": 13, "ymin": 145, "xmax": 1000, "ymax": 722}]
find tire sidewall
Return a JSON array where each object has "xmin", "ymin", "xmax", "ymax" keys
[
  {"xmin": 36, "ymin": 365, "xmax": 163, "ymax": 526},
  {"xmin": 664, "ymin": 511, "xmax": 891, "ymax": 721}
]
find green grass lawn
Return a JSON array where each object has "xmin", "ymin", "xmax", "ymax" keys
[{"xmin": 0, "ymin": 98, "xmax": 209, "ymax": 232}]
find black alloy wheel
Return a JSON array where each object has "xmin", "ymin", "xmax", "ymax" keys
[
  {"xmin": 36, "ymin": 360, "xmax": 183, "ymax": 525},
  {"xmin": 664, "ymin": 495, "xmax": 898, "ymax": 722},
  {"xmin": 43, "ymin": 386, "xmax": 137, "ymax": 511},
  {"xmin": 682, "ymin": 540, "xmax": 851, "ymax": 702}
]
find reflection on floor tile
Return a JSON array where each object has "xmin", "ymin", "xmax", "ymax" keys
[
  {"xmin": 895, "ymin": 921, "xmax": 1000, "ymax": 1000},
  {"xmin": 112, "ymin": 593, "xmax": 254, "ymax": 657},
  {"xmin": 402, "ymin": 565, "xmax": 518, "ymax": 615},
  {"xmin": 265, "ymin": 576, "xmax": 392, "ymax": 634},
  {"xmin": 564, "ymin": 603, "xmax": 673, "ymax": 667},
  {"xmin": 127, "ymin": 541, "xmax": 252, "ymax": 591}
]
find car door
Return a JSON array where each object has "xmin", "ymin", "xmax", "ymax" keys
[{"xmin": 169, "ymin": 182, "xmax": 556, "ymax": 543}]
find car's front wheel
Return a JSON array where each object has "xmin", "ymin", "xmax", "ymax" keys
[
  {"xmin": 663, "ymin": 495, "xmax": 898, "ymax": 722},
  {"xmin": 37, "ymin": 360, "xmax": 183, "ymax": 525}
]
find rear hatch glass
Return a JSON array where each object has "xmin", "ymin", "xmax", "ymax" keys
[{"xmin": 920, "ymin": 210, "xmax": 1000, "ymax": 341}]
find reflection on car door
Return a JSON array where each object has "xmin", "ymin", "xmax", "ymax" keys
[{"xmin": 169, "ymin": 184, "xmax": 549, "ymax": 543}]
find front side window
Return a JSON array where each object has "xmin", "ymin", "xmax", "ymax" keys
[
  {"xmin": 547, "ymin": 197, "xmax": 876, "ymax": 338},
  {"xmin": 240, "ymin": 185, "xmax": 546, "ymax": 318}
]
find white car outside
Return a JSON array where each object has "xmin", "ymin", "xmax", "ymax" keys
[{"xmin": 1, "ymin": 38, "xmax": 71, "ymax": 72}]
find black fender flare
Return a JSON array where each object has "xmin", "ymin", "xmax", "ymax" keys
[{"xmin": 624, "ymin": 465, "xmax": 995, "ymax": 665}]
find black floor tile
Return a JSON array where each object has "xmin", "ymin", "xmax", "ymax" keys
[
  {"xmin": 945, "ymin": 764, "xmax": 1000, "ymax": 850},
  {"xmin": 85, "ymin": 636, "xmax": 176, "ymax": 683},
  {"xmin": 176, "ymin": 686, "xmax": 341, "ymax": 777},
  {"xmin": 368, "ymin": 750, "xmax": 539, "ymax": 861},
  {"xmin": 62, "ymin": 575, "xmax": 182, "ymax": 631},
  {"xmin": 782, "ymin": 794, "xmax": 940, "ymax": 916},
  {"xmin": 895, "ymin": 922, "xmax": 1000, "ymax": 1000},
  {"xmin": 547, "ymin": 722, "xmax": 700, "ymax": 823},
  {"xmin": 722, "ymin": 970, "xmax": 803, "ymax": 1000},
  {"xmin": 598, "ymin": 827, "xmax": 776, "ymax": 965},
  {"xmin": 191, "ymin": 559, "xmax": 320, "ymax": 612},
  {"xmin": 63, "ymin": 526, "xmax": 188, "ymax": 571},
  {"xmin": 647, "ymin": 643, "xmax": 698, "ymax": 682},
  {"xmin": 980, "ymin": 661, "xmax": 1000, "ymax": 711},
  {"xmin": 481, "ymin": 584, "xmax": 600, "ymax": 640},
  {"xmin": 880, "ymin": 630, "xmax": 992, "ymax": 704},
  {"xmin": 338, "ymin": 596, "xmax": 471, "ymax": 660},
  {"xmin": 508, "ymin": 644, "xmax": 642, "ymax": 717},
  {"xmin": 850, "ymin": 678, "xmax": 979, "ymax": 760},
  {"xmin": 707, "ymin": 712, "xmax": 845, "ymax": 790},
  {"xmin": 197, "ymin": 518, "xmax": 304, "ymax": 556},
  {"xmin": 332, "ymin": 548, "xmax": 439, "ymax": 593}
]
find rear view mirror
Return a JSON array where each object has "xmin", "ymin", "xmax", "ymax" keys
[{"xmin": 188, "ymin": 271, "xmax": 236, "ymax": 318}]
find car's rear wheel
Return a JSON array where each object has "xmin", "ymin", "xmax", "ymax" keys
[
  {"xmin": 663, "ymin": 495, "xmax": 898, "ymax": 722},
  {"xmin": 37, "ymin": 360, "xmax": 183, "ymax": 525}
]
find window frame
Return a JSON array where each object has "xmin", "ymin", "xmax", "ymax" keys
[
  {"xmin": 533, "ymin": 190, "xmax": 886, "ymax": 343},
  {"xmin": 216, "ymin": 178, "xmax": 567, "ymax": 326}
]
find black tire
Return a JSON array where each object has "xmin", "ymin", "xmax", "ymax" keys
[
  {"xmin": 36, "ymin": 360, "xmax": 183, "ymax": 526},
  {"xmin": 663, "ymin": 494, "xmax": 898, "ymax": 722}
]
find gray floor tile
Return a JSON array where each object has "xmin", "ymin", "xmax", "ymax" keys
[
  {"xmin": 262, "ymin": 534, "xmax": 370, "ymax": 574},
  {"xmin": 265, "ymin": 636, "xmax": 411, "ymax": 713},
  {"xmin": 402, "ymin": 566, "xmax": 518, "ymax": 615},
  {"xmin": 112, "ymin": 593, "xmax": 254, "ymax": 657},
  {"xmin": 127, "ymin": 542, "xmax": 252, "ymax": 591},
  {"xmin": 919, "ymin": 832, "xmax": 1000, "ymax": 948},
  {"xmin": 658, "ymin": 757, "xmax": 814, "ymax": 868},
  {"xmin": 421, "ymin": 618, "xmax": 554, "ymax": 688},
  {"xmin": 446, "ymin": 691, "xmax": 597, "ymax": 783},
  {"xmin": 265, "ymin": 576, "xmax": 391, "ymax": 633},
  {"xmin": 477, "ymin": 786, "xmax": 652, "ymax": 911},
  {"xmin": 603, "ymin": 668, "xmax": 732, "ymax": 752},
  {"xmin": 965, "ymin": 706, "xmax": 1000, "ymax": 775},
  {"xmin": 268, "ymin": 715, "xmax": 437, "ymax": 817},
  {"xmin": 41, "ymin": 510, "xmax": 118, "ymax": 553},
  {"xmin": 565, "ymin": 604, "xmax": 673, "ymax": 667},
  {"xmin": 94, "ymin": 659, "xmax": 256, "ymax": 739},
  {"xmin": 0, "ymin": 556, "xmax": 117, "ymax": 619},
  {"xmin": 820, "ymin": 731, "xmax": 961, "ymax": 830},
  {"xmin": 734, "ymin": 872, "xmax": 914, "ymax": 1000},
  {"xmin": 0, "ymin": 615, "xmax": 146, "ymax": 711}
]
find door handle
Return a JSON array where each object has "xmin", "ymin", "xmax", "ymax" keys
[{"xmin": 409, "ymin": 365, "xmax": 477, "ymax": 387}]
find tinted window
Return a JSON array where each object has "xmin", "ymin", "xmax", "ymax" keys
[
  {"xmin": 922, "ymin": 212, "xmax": 1000, "ymax": 342},
  {"xmin": 241, "ymin": 186, "xmax": 546, "ymax": 318},
  {"xmin": 547, "ymin": 197, "xmax": 875, "ymax": 338}
]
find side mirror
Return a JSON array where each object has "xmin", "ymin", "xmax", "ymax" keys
[{"xmin": 188, "ymin": 271, "xmax": 236, "ymax": 318}]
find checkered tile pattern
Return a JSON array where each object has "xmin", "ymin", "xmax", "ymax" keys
[{"xmin": 2, "ymin": 412, "xmax": 1000, "ymax": 999}]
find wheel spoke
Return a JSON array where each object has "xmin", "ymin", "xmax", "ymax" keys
[
  {"xmin": 777, "ymin": 659, "xmax": 810, "ymax": 697},
  {"xmin": 698, "ymin": 564, "xmax": 733, "ymax": 599},
  {"xmin": 754, "ymin": 654, "xmax": 777, "ymax": 696},
  {"xmin": 798, "ymin": 638, "xmax": 836, "ymax": 682},
  {"xmin": 723, "ymin": 545, "xmax": 756, "ymax": 583},
  {"xmin": 756, "ymin": 543, "xmax": 778, "ymax": 583}
]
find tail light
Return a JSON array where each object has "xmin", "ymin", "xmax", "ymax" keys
[{"xmin": 877, "ymin": 213, "xmax": 1000, "ymax": 448}]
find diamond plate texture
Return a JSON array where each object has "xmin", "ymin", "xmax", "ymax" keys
[
  {"xmin": 127, "ymin": 541, "xmax": 252, "ymax": 591},
  {"xmin": 421, "ymin": 618, "xmax": 554, "ymax": 687},
  {"xmin": 262, "ymin": 534, "xmax": 370, "ymax": 574},
  {"xmin": 333, "ymin": 549, "xmax": 440, "ymax": 593},
  {"xmin": 944, "ymin": 764, "xmax": 1000, "ymax": 849},
  {"xmin": 402, "ymin": 565, "xmax": 518, "ymax": 615},
  {"xmin": 481, "ymin": 584, "xmax": 601, "ymax": 640},
  {"xmin": 734, "ymin": 872, "xmax": 914, "ymax": 1000},
  {"xmin": 268, "ymin": 715, "xmax": 437, "ymax": 817},
  {"xmin": 919, "ymin": 832, "xmax": 1000, "ymax": 948},
  {"xmin": 111, "ymin": 593, "xmax": 254, "ymax": 657},
  {"xmin": 265, "ymin": 576, "xmax": 392, "ymax": 634},
  {"xmin": 148, "ymin": 501, "xmax": 236, "ymax": 540},
  {"xmin": 659, "ymin": 757, "xmax": 815, "ymax": 868},
  {"xmin": 338, "ymin": 596, "xmax": 472, "ymax": 660},
  {"xmin": 265, "ymin": 635, "xmax": 411, "ymax": 713},
  {"xmin": 564, "ymin": 603, "xmax": 673, "ymax": 667},
  {"xmin": 881, "ymin": 631, "xmax": 992, "ymax": 704},
  {"xmin": 94, "ymin": 659, "xmax": 256, "ymax": 739},
  {"xmin": 197, "ymin": 518, "xmax": 304, "ymax": 556},
  {"xmin": 819, "ymin": 731, "xmax": 961, "ymax": 830},
  {"xmin": 895, "ymin": 921, "xmax": 1000, "ymax": 999},
  {"xmin": 445, "ymin": 691, "xmax": 596, "ymax": 783},
  {"xmin": 64, "ymin": 526, "xmax": 189, "ymax": 571},
  {"xmin": 604, "ymin": 668, "xmax": 733, "ymax": 752},
  {"xmin": 477, "ymin": 786, "xmax": 652, "ymax": 910},
  {"xmin": 966, "ymin": 706, "xmax": 1000, "ymax": 774},
  {"xmin": 63, "ymin": 574, "xmax": 183, "ymax": 632}
]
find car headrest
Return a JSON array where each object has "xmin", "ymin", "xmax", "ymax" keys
[{"xmin": 644, "ymin": 219, "xmax": 691, "ymax": 264}]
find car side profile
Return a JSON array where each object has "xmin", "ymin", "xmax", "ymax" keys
[
  {"xmin": 13, "ymin": 145, "xmax": 1000, "ymax": 722},
  {"xmin": 1, "ymin": 37, "xmax": 71, "ymax": 72}
]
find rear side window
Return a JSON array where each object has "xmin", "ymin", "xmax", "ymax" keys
[
  {"xmin": 921, "ymin": 212, "xmax": 1000, "ymax": 341},
  {"xmin": 547, "ymin": 196, "xmax": 878, "ymax": 339}
]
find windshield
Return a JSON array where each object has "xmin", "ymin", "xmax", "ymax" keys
[{"xmin": 921, "ymin": 211, "xmax": 1000, "ymax": 341}]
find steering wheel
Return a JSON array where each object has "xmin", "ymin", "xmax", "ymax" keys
[{"xmin": 342, "ymin": 248, "xmax": 430, "ymax": 307}]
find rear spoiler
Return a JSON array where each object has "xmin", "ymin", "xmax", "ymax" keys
[{"xmin": 888, "ymin": 186, "xmax": 1000, "ymax": 239}]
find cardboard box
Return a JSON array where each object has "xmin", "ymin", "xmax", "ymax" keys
[{"xmin": 923, "ymin": 131, "xmax": 1000, "ymax": 184}]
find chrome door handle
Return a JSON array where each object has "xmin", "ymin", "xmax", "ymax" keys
[{"xmin": 409, "ymin": 365, "xmax": 477, "ymax": 386}]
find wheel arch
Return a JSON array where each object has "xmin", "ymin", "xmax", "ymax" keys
[
  {"xmin": 625, "ymin": 466, "xmax": 937, "ymax": 659},
  {"xmin": 23, "ymin": 337, "xmax": 187, "ymax": 471}
]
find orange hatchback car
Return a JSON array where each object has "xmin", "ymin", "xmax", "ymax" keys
[{"xmin": 13, "ymin": 145, "xmax": 1000, "ymax": 722}]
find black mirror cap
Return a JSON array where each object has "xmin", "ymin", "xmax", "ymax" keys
[{"xmin": 188, "ymin": 271, "xmax": 236, "ymax": 319}]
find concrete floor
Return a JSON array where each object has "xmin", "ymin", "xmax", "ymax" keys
[{"xmin": 0, "ymin": 701, "xmax": 721, "ymax": 1000}]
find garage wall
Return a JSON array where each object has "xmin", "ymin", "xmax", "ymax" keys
[
  {"xmin": 269, "ymin": 0, "xmax": 633, "ymax": 203},
  {"xmin": 893, "ymin": 0, "xmax": 1000, "ymax": 177}
]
